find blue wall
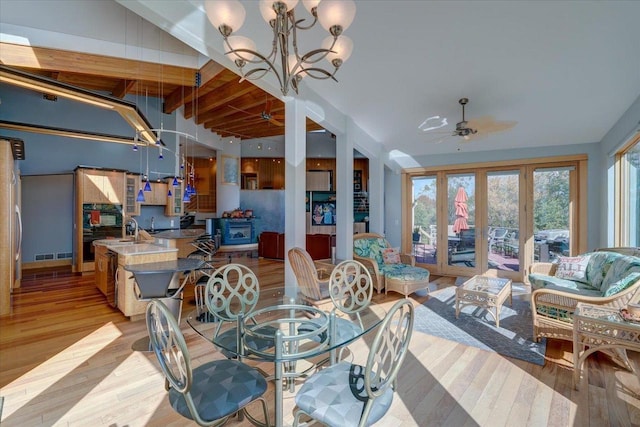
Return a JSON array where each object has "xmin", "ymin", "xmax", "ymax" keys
[{"xmin": 1, "ymin": 82, "xmax": 180, "ymax": 263}]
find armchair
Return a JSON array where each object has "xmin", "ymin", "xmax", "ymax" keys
[{"xmin": 353, "ymin": 233, "xmax": 430, "ymax": 296}]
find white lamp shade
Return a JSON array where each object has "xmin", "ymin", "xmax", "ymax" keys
[
  {"xmin": 288, "ymin": 54, "xmax": 301, "ymax": 76},
  {"xmin": 226, "ymin": 35, "xmax": 256, "ymax": 61},
  {"xmin": 204, "ymin": 0, "xmax": 246, "ymax": 33},
  {"xmin": 322, "ymin": 35, "xmax": 353, "ymax": 63},
  {"xmin": 302, "ymin": 0, "xmax": 321, "ymax": 14},
  {"xmin": 317, "ymin": 0, "xmax": 356, "ymax": 32},
  {"xmin": 259, "ymin": 0, "xmax": 300, "ymax": 22}
]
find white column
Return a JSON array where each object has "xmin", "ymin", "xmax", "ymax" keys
[
  {"xmin": 216, "ymin": 138, "xmax": 241, "ymax": 216},
  {"xmin": 368, "ymin": 155, "xmax": 384, "ymax": 235},
  {"xmin": 284, "ymin": 98, "xmax": 307, "ymax": 297},
  {"xmin": 335, "ymin": 131, "xmax": 354, "ymax": 261}
]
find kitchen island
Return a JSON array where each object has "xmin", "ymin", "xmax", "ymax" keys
[
  {"xmin": 152, "ymin": 228, "xmax": 205, "ymax": 258},
  {"xmin": 93, "ymin": 239, "xmax": 178, "ymax": 320}
]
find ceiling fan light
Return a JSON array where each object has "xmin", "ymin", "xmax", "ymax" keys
[
  {"xmin": 322, "ymin": 35, "xmax": 353, "ymax": 64},
  {"xmin": 317, "ymin": 0, "xmax": 356, "ymax": 33},
  {"xmin": 205, "ymin": 0, "xmax": 246, "ymax": 34}
]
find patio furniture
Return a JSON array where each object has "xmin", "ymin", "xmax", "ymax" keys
[
  {"xmin": 572, "ymin": 303, "xmax": 640, "ymax": 390},
  {"xmin": 353, "ymin": 233, "xmax": 430, "ymax": 295},
  {"xmin": 292, "ymin": 299, "xmax": 415, "ymax": 427},
  {"xmin": 455, "ymin": 275, "xmax": 512, "ymax": 327},
  {"xmin": 529, "ymin": 248, "xmax": 640, "ymax": 343},
  {"xmin": 146, "ymin": 300, "xmax": 270, "ymax": 427}
]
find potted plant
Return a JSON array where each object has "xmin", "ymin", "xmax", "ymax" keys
[{"xmin": 412, "ymin": 227, "xmax": 421, "ymax": 243}]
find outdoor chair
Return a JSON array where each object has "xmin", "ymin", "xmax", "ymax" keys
[
  {"xmin": 145, "ymin": 300, "xmax": 270, "ymax": 427},
  {"xmin": 489, "ymin": 227, "xmax": 509, "ymax": 254},
  {"xmin": 292, "ymin": 298, "xmax": 415, "ymax": 427}
]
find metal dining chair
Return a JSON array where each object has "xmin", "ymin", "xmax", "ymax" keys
[
  {"xmin": 145, "ymin": 299, "xmax": 270, "ymax": 427},
  {"xmin": 203, "ymin": 263, "xmax": 276, "ymax": 358},
  {"xmin": 293, "ymin": 298, "xmax": 415, "ymax": 427}
]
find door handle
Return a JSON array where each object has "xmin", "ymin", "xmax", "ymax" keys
[{"xmin": 15, "ymin": 205, "xmax": 22, "ymax": 261}]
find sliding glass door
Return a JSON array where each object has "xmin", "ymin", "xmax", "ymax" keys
[{"xmin": 406, "ymin": 157, "xmax": 586, "ymax": 281}]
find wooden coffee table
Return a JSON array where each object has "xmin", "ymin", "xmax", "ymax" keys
[{"xmin": 455, "ymin": 275, "xmax": 512, "ymax": 327}]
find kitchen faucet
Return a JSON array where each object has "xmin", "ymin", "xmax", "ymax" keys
[
  {"xmin": 150, "ymin": 216, "xmax": 155, "ymax": 232},
  {"xmin": 126, "ymin": 216, "xmax": 139, "ymax": 241}
]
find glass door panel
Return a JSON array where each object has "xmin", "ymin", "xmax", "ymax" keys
[
  {"xmin": 533, "ymin": 168, "xmax": 571, "ymax": 262},
  {"xmin": 487, "ymin": 170, "xmax": 520, "ymax": 273},
  {"xmin": 446, "ymin": 174, "xmax": 476, "ymax": 269},
  {"xmin": 412, "ymin": 176, "xmax": 437, "ymax": 265}
]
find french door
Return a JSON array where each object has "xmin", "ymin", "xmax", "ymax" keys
[{"xmin": 407, "ymin": 157, "xmax": 586, "ymax": 281}]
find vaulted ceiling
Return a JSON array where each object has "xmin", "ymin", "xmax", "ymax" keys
[{"xmin": 0, "ymin": 43, "xmax": 322, "ymax": 141}]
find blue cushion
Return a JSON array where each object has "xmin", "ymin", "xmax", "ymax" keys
[
  {"xmin": 382, "ymin": 265, "xmax": 430, "ymax": 282},
  {"xmin": 169, "ymin": 359, "xmax": 267, "ymax": 422},
  {"xmin": 215, "ymin": 325, "xmax": 277, "ymax": 358},
  {"xmin": 529, "ymin": 273, "xmax": 601, "ymax": 297},
  {"xmin": 295, "ymin": 361, "xmax": 394, "ymax": 427}
]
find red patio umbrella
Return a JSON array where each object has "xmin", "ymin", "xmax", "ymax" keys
[{"xmin": 452, "ymin": 186, "xmax": 469, "ymax": 234}]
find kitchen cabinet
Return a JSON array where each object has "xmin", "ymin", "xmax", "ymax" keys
[
  {"xmin": 141, "ymin": 181, "xmax": 168, "ymax": 206},
  {"xmin": 165, "ymin": 179, "xmax": 184, "ymax": 216},
  {"xmin": 95, "ymin": 244, "xmax": 108, "ymax": 295},
  {"xmin": 79, "ymin": 168, "xmax": 125, "ymax": 204},
  {"xmin": 115, "ymin": 248, "xmax": 177, "ymax": 319},
  {"xmin": 74, "ymin": 167, "xmax": 126, "ymax": 273},
  {"xmin": 124, "ymin": 174, "xmax": 141, "ymax": 216}
]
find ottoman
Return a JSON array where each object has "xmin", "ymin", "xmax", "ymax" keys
[{"xmin": 384, "ymin": 266, "xmax": 431, "ymax": 297}]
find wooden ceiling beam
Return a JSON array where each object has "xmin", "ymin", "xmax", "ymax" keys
[
  {"xmin": 112, "ymin": 79, "xmax": 137, "ymax": 99},
  {"xmin": 185, "ymin": 79, "xmax": 256, "ymax": 120},
  {"xmin": 0, "ymin": 42, "xmax": 196, "ymax": 86}
]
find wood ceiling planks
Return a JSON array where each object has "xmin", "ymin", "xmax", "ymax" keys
[{"xmin": 0, "ymin": 42, "xmax": 323, "ymax": 140}]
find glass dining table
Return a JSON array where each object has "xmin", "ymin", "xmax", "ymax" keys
[{"xmin": 186, "ymin": 298, "xmax": 387, "ymax": 427}]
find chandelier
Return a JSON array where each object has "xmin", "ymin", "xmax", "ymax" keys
[{"xmin": 205, "ymin": 0, "xmax": 356, "ymax": 96}]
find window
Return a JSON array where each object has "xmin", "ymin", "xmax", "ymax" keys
[{"xmin": 616, "ymin": 134, "xmax": 640, "ymax": 246}]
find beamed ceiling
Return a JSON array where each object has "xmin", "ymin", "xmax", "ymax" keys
[{"xmin": 0, "ymin": 43, "xmax": 323, "ymax": 140}]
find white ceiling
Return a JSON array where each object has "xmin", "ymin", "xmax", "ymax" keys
[
  {"xmin": 15, "ymin": 1, "xmax": 640, "ymax": 158},
  {"xmin": 118, "ymin": 0, "xmax": 640, "ymax": 158}
]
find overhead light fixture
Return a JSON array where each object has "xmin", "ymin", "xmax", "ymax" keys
[
  {"xmin": 0, "ymin": 65, "xmax": 158, "ymax": 146},
  {"xmin": 205, "ymin": 0, "xmax": 356, "ymax": 96}
]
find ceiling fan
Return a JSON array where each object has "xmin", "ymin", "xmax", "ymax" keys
[
  {"xmin": 228, "ymin": 98, "xmax": 285, "ymax": 127},
  {"xmin": 420, "ymin": 98, "xmax": 517, "ymax": 143}
]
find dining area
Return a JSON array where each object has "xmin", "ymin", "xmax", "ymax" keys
[{"xmin": 145, "ymin": 257, "xmax": 415, "ymax": 427}]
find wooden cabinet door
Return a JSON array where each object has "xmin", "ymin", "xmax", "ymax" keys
[
  {"xmin": 124, "ymin": 174, "xmax": 141, "ymax": 216},
  {"xmin": 105, "ymin": 171, "xmax": 124, "ymax": 204},
  {"xmin": 165, "ymin": 180, "xmax": 184, "ymax": 216},
  {"xmin": 81, "ymin": 170, "xmax": 125, "ymax": 204}
]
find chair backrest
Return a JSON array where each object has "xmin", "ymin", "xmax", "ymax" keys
[
  {"xmin": 204, "ymin": 263, "xmax": 260, "ymax": 335},
  {"xmin": 353, "ymin": 233, "xmax": 390, "ymax": 267},
  {"xmin": 329, "ymin": 260, "xmax": 373, "ymax": 327},
  {"xmin": 288, "ymin": 247, "xmax": 329, "ymax": 301},
  {"xmin": 359, "ymin": 298, "xmax": 414, "ymax": 424},
  {"xmin": 146, "ymin": 300, "xmax": 192, "ymax": 394}
]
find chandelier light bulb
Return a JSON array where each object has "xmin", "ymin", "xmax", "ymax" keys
[
  {"xmin": 226, "ymin": 35, "xmax": 257, "ymax": 61},
  {"xmin": 317, "ymin": 0, "xmax": 356, "ymax": 34},
  {"xmin": 259, "ymin": 0, "xmax": 299, "ymax": 22},
  {"xmin": 204, "ymin": 0, "xmax": 246, "ymax": 35},
  {"xmin": 302, "ymin": 0, "xmax": 321, "ymax": 15},
  {"xmin": 322, "ymin": 35, "xmax": 353, "ymax": 65}
]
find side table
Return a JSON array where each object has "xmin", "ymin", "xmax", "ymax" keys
[{"xmin": 572, "ymin": 303, "xmax": 640, "ymax": 389}]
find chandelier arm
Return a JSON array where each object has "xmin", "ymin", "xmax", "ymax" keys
[
  {"xmin": 299, "ymin": 47, "xmax": 338, "ymax": 65},
  {"xmin": 296, "ymin": 67, "xmax": 339, "ymax": 82}
]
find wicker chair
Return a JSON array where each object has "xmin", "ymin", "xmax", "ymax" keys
[
  {"xmin": 530, "ymin": 247, "xmax": 640, "ymax": 343},
  {"xmin": 288, "ymin": 247, "xmax": 332, "ymax": 307},
  {"xmin": 352, "ymin": 233, "xmax": 430, "ymax": 295}
]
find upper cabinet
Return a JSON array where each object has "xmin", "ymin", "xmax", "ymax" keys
[
  {"xmin": 78, "ymin": 168, "xmax": 125, "ymax": 204},
  {"xmin": 165, "ymin": 178, "xmax": 184, "ymax": 216},
  {"xmin": 124, "ymin": 174, "xmax": 141, "ymax": 216}
]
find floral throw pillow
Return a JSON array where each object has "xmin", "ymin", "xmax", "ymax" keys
[
  {"xmin": 382, "ymin": 247, "xmax": 401, "ymax": 264},
  {"xmin": 555, "ymin": 255, "xmax": 590, "ymax": 282}
]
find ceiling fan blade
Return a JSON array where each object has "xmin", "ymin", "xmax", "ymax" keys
[
  {"xmin": 467, "ymin": 116, "xmax": 517, "ymax": 134},
  {"xmin": 264, "ymin": 99, "xmax": 273, "ymax": 116},
  {"xmin": 268, "ymin": 117, "xmax": 284, "ymax": 126}
]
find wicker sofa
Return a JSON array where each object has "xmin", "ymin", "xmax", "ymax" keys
[
  {"xmin": 529, "ymin": 247, "xmax": 640, "ymax": 343},
  {"xmin": 353, "ymin": 233, "xmax": 430, "ymax": 296}
]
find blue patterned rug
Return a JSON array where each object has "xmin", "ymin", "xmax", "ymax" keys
[{"xmin": 413, "ymin": 282, "xmax": 547, "ymax": 365}]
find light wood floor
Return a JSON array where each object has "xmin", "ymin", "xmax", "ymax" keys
[{"xmin": 1, "ymin": 257, "xmax": 639, "ymax": 426}]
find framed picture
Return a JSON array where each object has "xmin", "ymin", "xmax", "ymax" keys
[{"xmin": 221, "ymin": 155, "xmax": 239, "ymax": 185}]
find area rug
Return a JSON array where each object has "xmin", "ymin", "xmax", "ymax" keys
[{"xmin": 413, "ymin": 282, "xmax": 547, "ymax": 365}]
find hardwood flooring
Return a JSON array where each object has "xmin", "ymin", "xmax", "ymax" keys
[{"xmin": 1, "ymin": 258, "xmax": 639, "ymax": 426}]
